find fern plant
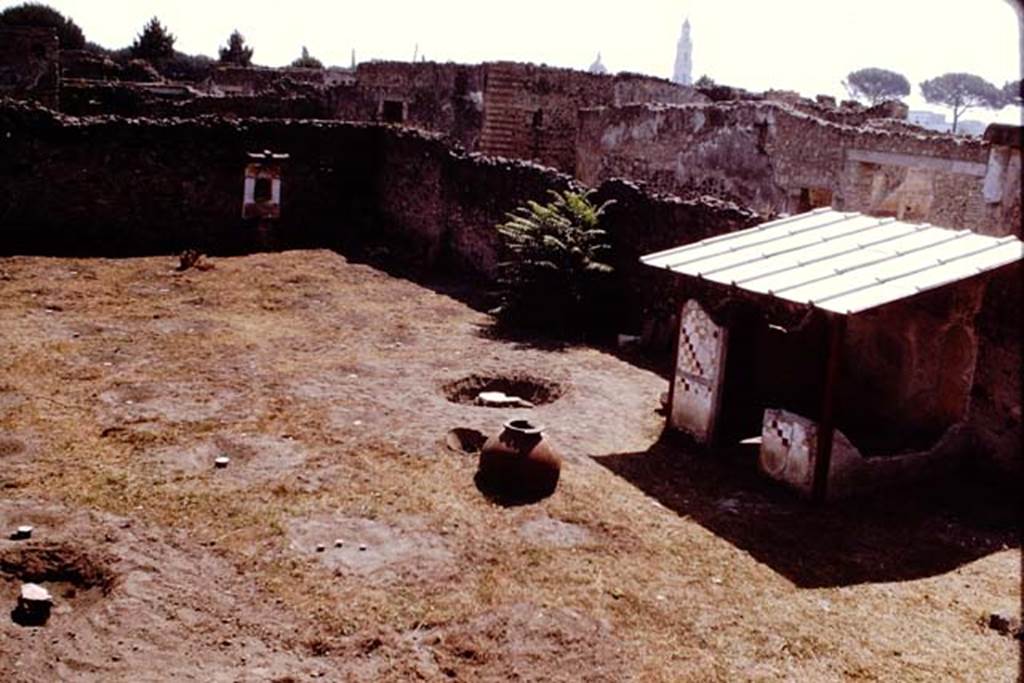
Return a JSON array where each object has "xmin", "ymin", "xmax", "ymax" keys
[{"xmin": 494, "ymin": 189, "xmax": 615, "ymax": 332}]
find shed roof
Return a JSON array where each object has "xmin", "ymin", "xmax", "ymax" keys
[{"xmin": 640, "ymin": 208, "xmax": 1023, "ymax": 315}]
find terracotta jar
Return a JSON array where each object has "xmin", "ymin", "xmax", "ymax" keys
[{"xmin": 477, "ymin": 419, "xmax": 561, "ymax": 502}]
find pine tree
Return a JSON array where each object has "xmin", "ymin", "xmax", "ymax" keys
[
  {"xmin": 218, "ymin": 30, "xmax": 253, "ymax": 66},
  {"xmin": 920, "ymin": 73, "xmax": 1005, "ymax": 133},
  {"xmin": 130, "ymin": 17, "xmax": 175, "ymax": 61}
]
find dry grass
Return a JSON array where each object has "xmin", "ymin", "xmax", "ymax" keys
[{"xmin": 0, "ymin": 250, "xmax": 1019, "ymax": 681}]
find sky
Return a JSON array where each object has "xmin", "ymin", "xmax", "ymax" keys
[{"xmin": 5, "ymin": 0, "xmax": 1022, "ymax": 123}]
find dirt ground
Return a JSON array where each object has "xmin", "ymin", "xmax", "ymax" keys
[{"xmin": 0, "ymin": 250, "xmax": 1019, "ymax": 681}]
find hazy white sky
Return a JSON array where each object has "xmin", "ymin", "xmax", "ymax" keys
[{"xmin": 5, "ymin": 0, "xmax": 1022, "ymax": 122}]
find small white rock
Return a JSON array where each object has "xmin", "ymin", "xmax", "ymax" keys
[
  {"xmin": 20, "ymin": 583, "xmax": 51, "ymax": 603},
  {"xmin": 334, "ymin": 539, "xmax": 344, "ymax": 548},
  {"xmin": 315, "ymin": 543, "xmax": 326, "ymax": 553},
  {"xmin": 358, "ymin": 543, "xmax": 367, "ymax": 552},
  {"xmin": 13, "ymin": 525, "xmax": 33, "ymax": 540},
  {"xmin": 214, "ymin": 456, "xmax": 230, "ymax": 469},
  {"xmin": 15, "ymin": 583, "xmax": 53, "ymax": 625}
]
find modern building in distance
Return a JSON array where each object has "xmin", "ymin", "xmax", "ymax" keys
[{"xmin": 909, "ymin": 110, "xmax": 986, "ymax": 136}]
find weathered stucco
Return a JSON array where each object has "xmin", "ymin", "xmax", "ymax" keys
[{"xmin": 578, "ymin": 101, "xmax": 1020, "ymax": 237}]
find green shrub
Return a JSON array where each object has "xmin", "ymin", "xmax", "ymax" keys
[{"xmin": 494, "ymin": 189, "xmax": 615, "ymax": 334}]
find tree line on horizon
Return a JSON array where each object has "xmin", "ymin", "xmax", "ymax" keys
[
  {"xmin": 0, "ymin": 2, "xmax": 324, "ymax": 71},
  {"xmin": 843, "ymin": 66, "xmax": 1020, "ymax": 133}
]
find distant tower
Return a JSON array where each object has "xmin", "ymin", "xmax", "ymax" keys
[
  {"xmin": 589, "ymin": 52, "xmax": 607, "ymax": 75},
  {"xmin": 672, "ymin": 18, "xmax": 692, "ymax": 86}
]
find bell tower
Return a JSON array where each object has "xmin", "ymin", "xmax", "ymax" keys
[{"xmin": 672, "ymin": 18, "xmax": 693, "ymax": 86}]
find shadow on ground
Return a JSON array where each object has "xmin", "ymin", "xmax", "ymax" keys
[{"xmin": 594, "ymin": 430, "xmax": 1021, "ymax": 588}]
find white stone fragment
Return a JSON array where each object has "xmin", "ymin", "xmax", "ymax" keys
[
  {"xmin": 214, "ymin": 456, "xmax": 230, "ymax": 469},
  {"xmin": 20, "ymin": 583, "xmax": 51, "ymax": 602},
  {"xmin": 15, "ymin": 583, "xmax": 53, "ymax": 625},
  {"xmin": 475, "ymin": 391, "xmax": 534, "ymax": 409}
]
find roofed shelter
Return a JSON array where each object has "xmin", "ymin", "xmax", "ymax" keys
[{"xmin": 641, "ymin": 208, "xmax": 1023, "ymax": 500}]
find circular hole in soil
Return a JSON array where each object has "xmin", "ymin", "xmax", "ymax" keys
[
  {"xmin": 1, "ymin": 543, "xmax": 117, "ymax": 626},
  {"xmin": 441, "ymin": 373, "xmax": 565, "ymax": 407},
  {"xmin": 445, "ymin": 428, "xmax": 487, "ymax": 454}
]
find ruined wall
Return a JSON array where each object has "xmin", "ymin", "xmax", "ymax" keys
[
  {"xmin": 0, "ymin": 101, "xmax": 751, "ymax": 324},
  {"xmin": 578, "ymin": 103, "xmax": 784, "ymax": 211},
  {"xmin": 579, "ymin": 100, "xmax": 1019, "ymax": 235},
  {"xmin": 348, "ymin": 61, "xmax": 485, "ymax": 152},
  {"xmin": 60, "ymin": 80, "xmax": 332, "ymax": 119},
  {"xmin": 0, "ymin": 103, "xmax": 378, "ymax": 255},
  {"xmin": 0, "ymin": 26, "xmax": 60, "ymax": 108},
  {"xmin": 51, "ymin": 58, "xmax": 711, "ymax": 174},
  {"xmin": 205, "ymin": 65, "xmax": 335, "ymax": 93},
  {"xmin": 479, "ymin": 62, "xmax": 705, "ymax": 173}
]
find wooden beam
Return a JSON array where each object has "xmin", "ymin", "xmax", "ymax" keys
[{"xmin": 812, "ymin": 312, "xmax": 847, "ymax": 502}]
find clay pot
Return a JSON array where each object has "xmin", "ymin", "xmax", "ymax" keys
[{"xmin": 476, "ymin": 419, "xmax": 561, "ymax": 502}]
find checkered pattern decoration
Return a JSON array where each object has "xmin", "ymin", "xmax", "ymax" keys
[
  {"xmin": 676, "ymin": 301, "xmax": 721, "ymax": 386},
  {"xmin": 670, "ymin": 300, "xmax": 726, "ymax": 441}
]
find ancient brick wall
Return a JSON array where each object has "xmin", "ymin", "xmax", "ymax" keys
[
  {"xmin": 0, "ymin": 26, "xmax": 60, "ymax": 108},
  {"xmin": 479, "ymin": 63, "xmax": 705, "ymax": 173}
]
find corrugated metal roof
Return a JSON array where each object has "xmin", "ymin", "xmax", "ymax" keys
[{"xmin": 640, "ymin": 208, "xmax": 1024, "ymax": 315}]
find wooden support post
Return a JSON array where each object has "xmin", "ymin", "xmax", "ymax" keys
[{"xmin": 812, "ymin": 312, "xmax": 846, "ymax": 502}]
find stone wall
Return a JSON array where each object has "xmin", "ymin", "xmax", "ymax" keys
[
  {"xmin": 50, "ymin": 58, "xmax": 709, "ymax": 174},
  {"xmin": 348, "ymin": 61, "xmax": 485, "ymax": 152},
  {"xmin": 578, "ymin": 100, "xmax": 1020, "ymax": 236},
  {"xmin": 205, "ymin": 65, "xmax": 337, "ymax": 94},
  {"xmin": 0, "ymin": 103, "xmax": 379, "ymax": 255},
  {"xmin": 0, "ymin": 26, "xmax": 59, "ymax": 109},
  {"xmin": 578, "ymin": 103, "xmax": 784, "ymax": 211},
  {"xmin": 60, "ymin": 80, "xmax": 332, "ymax": 119},
  {"xmin": 478, "ymin": 62, "xmax": 705, "ymax": 173},
  {"xmin": 0, "ymin": 100, "xmax": 748, "ymax": 279}
]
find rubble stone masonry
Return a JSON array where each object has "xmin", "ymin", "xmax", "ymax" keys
[
  {"xmin": 578, "ymin": 101, "xmax": 1020, "ymax": 237},
  {"xmin": 0, "ymin": 27, "xmax": 59, "ymax": 109}
]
